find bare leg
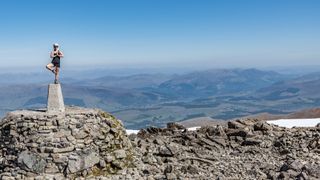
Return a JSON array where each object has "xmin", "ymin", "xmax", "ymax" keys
[
  {"xmin": 46, "ymin": 63, "xmax": 55, "ymax": 73},
  {"xmin": 55, "ymin": 67, "xmax": 60, "ymax": 83}
]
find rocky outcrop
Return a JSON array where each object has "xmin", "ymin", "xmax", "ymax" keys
[
  {"xmin": 0, "ymin": 109, "xmax": 319, "ymax": 179},
  {"xmin": 0, "ymin": 107, "xmax": 136, "ymax": 179},
  {"xmin": 132, "ymin": 120, "xmax": 320, "ymax": 179}
]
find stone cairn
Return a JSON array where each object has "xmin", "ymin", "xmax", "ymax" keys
[{"xmin": 0, "ymin": 84, "xmax": 135, "ymax": 179}]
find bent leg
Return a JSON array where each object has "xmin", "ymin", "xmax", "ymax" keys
[{"xmin": 46, "ymin": 63, "xmax": 54, "ymax": 71}]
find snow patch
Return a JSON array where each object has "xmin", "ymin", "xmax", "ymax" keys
[
  {"xmin": 126, "ymin": 126, "xmax": 201, "ymax": 135},
  {"xmin": 267, "ymin": 118, "xmax": 320, "ymax": 128},
  {"xmin": 187, "ymin": 126, "xmax": 201, "ymax": 131},
  {"xmin": 126, "ymin": 129, "xmax": 140, "ymax": 135}
]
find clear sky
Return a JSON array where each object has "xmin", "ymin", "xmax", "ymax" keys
[{"xmin": 0, "ymin": 0, "xmax": 319, "ymax": 69}]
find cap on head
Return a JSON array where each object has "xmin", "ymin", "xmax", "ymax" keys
[{"xmin": 53, "ymin": 43, "xmax": 59, "ymax": 47}]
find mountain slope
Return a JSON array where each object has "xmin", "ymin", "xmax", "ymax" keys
[
  {"xmin": 256, "ymin": 72, "xmax": 320, "ymax": 100},
  {"xmin": 73, "ymin": 73, "xmax": 174, "ymax": 89},
  {"xmin": 156, "ymin": 68, "xmax": 287, "ymax": 98}
]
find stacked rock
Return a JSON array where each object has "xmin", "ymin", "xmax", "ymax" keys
[
  {"xmin": 0, "ymin": 107, "xmax": 134, "ymax": 179},
  {"xmin": 0, "ymin": 104, "xmax": 319, "ymax": 179},
  {"xmin": 131, "ymin": 120, "xmax": 320, "ymax": 179}
]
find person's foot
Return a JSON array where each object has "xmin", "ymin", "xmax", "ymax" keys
[
  {"xmin": 54, "ymin": 79, "xmax": 59, "ymax": 84},
  {"xmin": 51, "ymin": 69, "xmax": 56, "ymax": 74}
]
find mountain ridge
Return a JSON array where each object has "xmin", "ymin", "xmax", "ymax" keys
[{"xmin": 1, "ymin": 68, "xmax": 320, "ymax": 129}]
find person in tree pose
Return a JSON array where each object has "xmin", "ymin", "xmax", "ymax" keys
[{"xmin": 46, "ymin": 43, "xmax": 64, "ymax": 84}]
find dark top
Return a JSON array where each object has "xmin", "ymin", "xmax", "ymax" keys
[{"xmin": 51, "ymin": 53, "xmax": 61, "ymax": 67}]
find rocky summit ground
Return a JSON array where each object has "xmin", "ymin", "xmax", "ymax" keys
[
  {"xmin": 0, "ymin": 107, "xmax": 319, "ymax": 180},
  {"xmin": 132, "ymin": 120, "xmax": 320, "ymax": 180}
]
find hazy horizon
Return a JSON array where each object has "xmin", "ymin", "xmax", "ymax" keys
[{"xmin": 2, "ymin": 64, "xmax": 320, "ymax": 76}]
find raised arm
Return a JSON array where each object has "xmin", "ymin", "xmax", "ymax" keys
[
  {"xmin": 58, "ymin": 50, "xmax": 64, "ymax": 58},
  {"xmin": 50, "ymin": 51, "xmax": 55, "ymax": 58}
]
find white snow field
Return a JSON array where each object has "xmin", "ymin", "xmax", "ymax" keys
[{"xmin": 267, "ymin": 118, "xmax": 320, "ymax": 128}]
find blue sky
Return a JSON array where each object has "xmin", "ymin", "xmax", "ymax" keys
[{"xmin": 0, "ymin": 0, "xmax": 319, "ymax": 69}]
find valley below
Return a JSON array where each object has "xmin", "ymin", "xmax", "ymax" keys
[{"xmin": 1, "ymin": 68, "xmax": 320, "ymax": 129}]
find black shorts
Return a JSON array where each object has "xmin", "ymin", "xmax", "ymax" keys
[{"xmin": 51, "ymin": 59, "xmax": 60, "ymax": 68}]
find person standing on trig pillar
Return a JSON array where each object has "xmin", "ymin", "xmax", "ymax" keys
[{"xmin": 46, "ymin": 43, "xmax": 64, "ymax": 84}]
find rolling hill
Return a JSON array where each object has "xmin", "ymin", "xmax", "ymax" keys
[
  {"xmin": 2, "ymin": 68, "xmax": 320, "ymax": 129},
  {"xmin": 155, "ymin": 68, "xmax": 288, "ymax": 98}
]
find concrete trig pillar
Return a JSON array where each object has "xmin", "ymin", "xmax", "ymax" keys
[{"xmin": 47, "ymin": 84, "xmax": 65, "ymax": 113}]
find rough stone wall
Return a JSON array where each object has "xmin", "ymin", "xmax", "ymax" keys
[{"xmin": 0, "ymin": 107, "xmax": 134, "ymax": 180}]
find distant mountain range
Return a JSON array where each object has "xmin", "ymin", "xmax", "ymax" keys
[
  {"xmin": 155, "ymin": 68, "xmax": 288, "ymax": 98},
  {"xmin": 1, "ymin": 68, "xmax": 320, "ymax": 129}
]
